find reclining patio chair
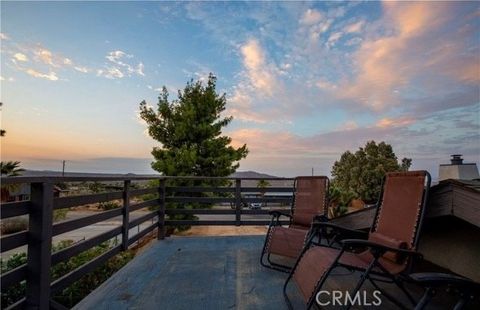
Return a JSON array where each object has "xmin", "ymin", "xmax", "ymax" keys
[
  {"xmin": 260, "ymin": 176, "xmax": 329, "ymax": 272},
  {"xmin": 284, "ymin": 171, "xmax": 431, "ymax": 309},
  {"xmin": 410, "ymin": 273, "xmax": 480, "ymax": 310}
]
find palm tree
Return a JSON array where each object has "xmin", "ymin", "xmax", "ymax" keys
[{"xmin": 1, "ymin": 161, "xmax": 25, "ymax": 176}]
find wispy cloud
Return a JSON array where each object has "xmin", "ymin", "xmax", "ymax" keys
[
  {"xmin": 25, "ymin": 69, "xmax": 58, "ymax": 81},
  {"xmin": 3, "ymin": 37, "xmax": 91, "ymax": 80},
  {"xmin": 337, "ymin": 2, "xmax": 479, "ymax": 112},
  {"xmin": 13, "ymin": 53, "xmax": 28, "ymax": 62},
  {"xmin": 97, "ymin": 50, "xmax": 145, "ymax": 79},
  {"xmin": 240, "ymin": 39, "xmax": 277, "ymax": 96}
]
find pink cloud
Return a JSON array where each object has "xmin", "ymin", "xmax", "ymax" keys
[{"xmin": 337, "ymin": 2, "xmax": 478, "ymax": 111}]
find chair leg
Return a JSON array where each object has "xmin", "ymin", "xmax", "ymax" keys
[
  {"xmin": 283, "ymin": 271, "xmax": 295, "ymax": 310},
  {"xmin": 369, "ymin": 278, "xmax": 410, "ymax": 310},
  {"xmin": 415, "ymin": 287, "xmax": 435, "ymax": 310},
  {"xmin": 395, "ymin": 278, "xmax": 416, "ymax": 306},
  {"xmin": 453, "ymin": 298, "xmax": 467, "ymax": 310},
  {"xmin": 260, "ymin": 223, "xmax": 274, "ymax": 265},
  {"xmin": 343, "ymin": 260, "xmax": 377, "ymax": 310}
]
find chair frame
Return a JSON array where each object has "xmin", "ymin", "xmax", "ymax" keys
[
  {"xmin": 410, "ymin": 273, "xmax": 480, "ymax": 310},
  {"xmin": 283, "ymin": 171, "xmax": 431, "ymax": 309},
  {"xmin": 260, "ymin": 176, "xmax": 329, "ymax": 273}
]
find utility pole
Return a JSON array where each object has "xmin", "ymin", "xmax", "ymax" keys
[
  {"xmin": 62, "ymin": 160, "xmax": 66, "ymax": 177},
  {"xmin": 311, "ymin": 167, "xmax": 314, "ymax": 176}
]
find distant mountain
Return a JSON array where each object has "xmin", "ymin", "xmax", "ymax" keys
[
  {"xmin": 20, "ymin": 170, "xmax": 158, "ymax": 178},
  {"xmin": 15, "ymin": 169, "xmax": 292, "ymax": 187},
  {"xmin": 19, "ymin": 169, "xmax": 281, "ymax": 179},
  {"xmin": 230, "ymin": 171, "xmax": 280, "ymax": 179}
]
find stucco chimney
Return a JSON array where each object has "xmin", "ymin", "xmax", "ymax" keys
[{"xmin": 438, "ymin": 155, "xmax": 479, "ymax": 181}]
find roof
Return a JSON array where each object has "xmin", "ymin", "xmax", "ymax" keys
[{"xmin": 437, "ymin": 178, "xmax": 480, "ymax": 193}]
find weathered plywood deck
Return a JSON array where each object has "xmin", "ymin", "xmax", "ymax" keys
[
  {"xmin": 75, "ymin": 235, "xmax": 467, "ymax": 310},
  {"xmin": 75, "ymin": 235, "xmax": 304, "ymax": 309}
]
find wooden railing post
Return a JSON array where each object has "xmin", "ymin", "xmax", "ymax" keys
[
  {"xmin": 26, "ymin": 182, "xmax": 53, "ymax": 309},
  {"xmin": 121, "ymin": 180, "xmax": 130, "ymax": 251},
  {"xmin": 235, "ymin": 179, "xmax": 241, "ymax": 226},
  {"xmin": 157, "ymin": 179, "xmax": 166, "ymax": 240}
]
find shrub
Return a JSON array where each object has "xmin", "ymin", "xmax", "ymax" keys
[
  {"xmin": 0, "ymin": 253, "xmax": 27, "ymax": 307},
  {"xmin": 1, "ymin": 240, "xmax": 135, "ymax": 308},
  {"xmin": 53, "ymin": 209, "xmax": 68, "ymax": 222},
  {"xmin": 0, "ymin": 217, "xmax": 28, "ymax": 234},
  {"xmin": 98, "ymin": 201, "xmax": 121, "ymax": 211}
]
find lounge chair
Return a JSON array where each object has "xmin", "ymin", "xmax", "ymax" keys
[
  {"xmin": 260, "ymin": 176, "xmax": 329, "ymax": 272},
  {"xmin": 284, "ymin": 171, "xmax": 431, "ymax": 309},
  {"xmin": 410, "ymin": 273, "xmax": 480, "ymax": 309}
]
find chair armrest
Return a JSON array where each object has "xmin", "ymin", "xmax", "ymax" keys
[
  {"xmin": 313, "ymin": 214, "xmax": 329, "ymax": 222},
  {"xmin": 341, "ymin": 239, "xmax": 422, "ymax": 259},
  {"xmin": 409, "ymin": 273, "xmax": 479, "ymax": 289},
  {"xmin": 311, "ymin": 222, "xmax": 368, "ymax": 239},
  {"xmin": 268, "ymin": 210, "xmax": 292, "ymax": 219}
]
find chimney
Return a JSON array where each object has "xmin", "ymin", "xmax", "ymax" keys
[
  {"xmin": 450, "ymin": 154, "xmax": 463, "ymax": 165},
  {"xmin": 438, "ymin": 154, "xmax": 479, "ymax": 181}
]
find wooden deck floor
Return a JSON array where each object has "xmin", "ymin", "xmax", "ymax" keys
[{"xmin": 75, "ymin": 235, "xmax": 467, "ymax": 309}]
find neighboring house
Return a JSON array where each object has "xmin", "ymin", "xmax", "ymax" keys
[
  {"xmin": 1, "ymin": 183, "xmax": 31, "ymax": 202},
  {"xmin": 1, "ymin": 184, "xmax": 69, "ymax": 202}
]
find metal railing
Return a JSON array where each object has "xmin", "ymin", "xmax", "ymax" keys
[{"xmin": 0, "ymin": 175, "xmax": 294, "ymax": 309}]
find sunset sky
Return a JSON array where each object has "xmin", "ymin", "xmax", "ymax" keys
[{"xmin": 1, "ymin": 1, "xmax": 479, "ymax": 179}]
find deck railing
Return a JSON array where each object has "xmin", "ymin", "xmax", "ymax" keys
[{"xmin": 0, "ymin": 175, "xmax": 294, "ymax": 309}]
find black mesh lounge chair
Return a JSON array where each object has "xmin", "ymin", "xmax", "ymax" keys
[
  {"xmin": 410, "ymin": 273, "xmax": 480, "ymax": 310},
  {"xmin": 284, "ymin": 171, "xmax": 431, "ymax": 309},
  {"xmin": 260, "ymin": 176, "xmax": 329, "ymax": 272}
]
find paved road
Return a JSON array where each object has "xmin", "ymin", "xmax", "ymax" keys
[{"xmin": 2, "ymin": 206, "xmax": 286, "ymax": 259}]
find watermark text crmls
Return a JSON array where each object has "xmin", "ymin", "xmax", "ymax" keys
[{"xmin": 316, "ymin": 290, "xmax": 382, "ymax": 307}]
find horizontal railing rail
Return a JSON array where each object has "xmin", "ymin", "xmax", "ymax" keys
[{"xmin": 0, "ymin": 175, "xmax": 295, "ymax": 309}]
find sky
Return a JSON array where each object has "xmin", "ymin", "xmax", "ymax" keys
[{"xmin": 1, "ymin": 1, "xmax": 479, "ymax": 179}]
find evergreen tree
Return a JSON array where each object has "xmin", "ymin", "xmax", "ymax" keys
[
  {"xmin": 331, "ymin": 141, "xmax": 411, "ymax": 203},
  {"xmin": 139, "ymin": 74, "xmax": 248, "ymax": 230}
]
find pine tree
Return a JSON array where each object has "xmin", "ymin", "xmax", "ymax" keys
[{"xmin": 139, "ymin": 74, "xmax": 248, "ymax": 230}]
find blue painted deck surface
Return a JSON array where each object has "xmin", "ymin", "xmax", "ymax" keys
[{"xmin": 74, "ymin": 235, "xmax": 304, "ymax": 309}]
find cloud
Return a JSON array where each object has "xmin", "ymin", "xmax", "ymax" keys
[
  {"xmin": 376, "ymin": 117, "xmax": 415, "ymax": 128},
  {"xmin": 340, "ymin": 121, "xmax": 358, "ymax": 131},
  {"xmin": 240, "ymin": 39, "xmax": 277, "ymax": 96},
  {"xmin": 33, "ymin": 47, "xmax": 55, "ymax": 66},
  {"xmin": 97, "ymin": 67, "xmax": 124, "ymax": 79},
  {"xmin": 13, "ymin": 53, "xmax": 28, "ymax": 62},
  {"xmin": 25, "ymin": 69, "xmax": 59, "ymax": 81},
  {"xmin": 98, "ymin": 50, "xmax": 145, "ymax": 79},
  {"xmin": 74, "ymin": 66, "xmax": 89, "ymax": 73},
  {"xmin": 326, "ymin": 31, "xmax": 343, "ymax": 47},
  {"xmin": 136, "ymin": 62, "xmax": 145, "ymax": 76},
  {"xmin": 334, "ymin": 1, "xmax": 480, "ymax": 113},
  {"xmin": 0, "ymin": 32, "xmax": 10, "ymax": 40},
  {"xmin": 344, "ymin": 20, "xmax": 364, "ymax": 33},
  {"xmin": 316, "ymin": 79, "xmax": 337, "ymax": 91},
  {"xmin": 300, "ymin": 9, "xmax": 323, "ymax": 25},
  {"xmin": 106, "ymin": 50, "xmax": 132, "ymax": 62}
]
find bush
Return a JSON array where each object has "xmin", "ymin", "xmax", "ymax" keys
[
  {"xmin": 327, "ymin": 184, "xmax": 352, "ymax": 218},
  {"xmin": 53, "ymin": 209, "xmax": 68, "ymax": 222},
  {"xmin": 0, "ymin": 253, "xmax": 27, "ymax": 307},
  {"xmin": 1, "ymin": 240, "xmax": 135, "ymax": 308},
  {"xmin": 0, "ymin": 217, "xmax": 28, "ymax": 234},
  {"xmin": 98, "ymin": 201, "xmax": 121, "ymax": 211}
]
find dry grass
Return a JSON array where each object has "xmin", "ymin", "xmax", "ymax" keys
[{"xmin": 174, "ymin": 225, "xmax": 268, "ymax": 237}]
